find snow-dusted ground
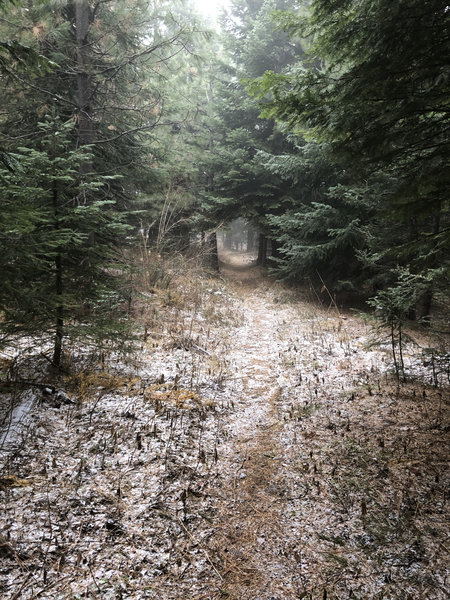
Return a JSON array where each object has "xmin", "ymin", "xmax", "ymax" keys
[{"xmin": 1, "ymin": 259, "xmax": 449, "ymax": 599}]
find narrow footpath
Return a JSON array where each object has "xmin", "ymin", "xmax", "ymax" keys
[{"xmin": 207, "ymin": 289, "xmax": 294, "ymax": 599}]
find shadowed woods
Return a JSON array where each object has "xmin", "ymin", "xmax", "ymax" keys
[{"xmin": 0, "ymin": 0, "xmax": 448, "ymax": 596}]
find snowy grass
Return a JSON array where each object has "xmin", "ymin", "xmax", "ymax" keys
[{"xmin": 0, "ymin": 261, "xmax": 448, "ymax": 599}]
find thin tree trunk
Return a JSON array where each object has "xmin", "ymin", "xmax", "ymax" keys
[
  {"xmin": 75, "ymin": 0, "xmax": 93, "ymax": 149},
  {"xmin": 207, "ymin": 232, "xmax": 219, "ymax": 271},
  {"xmin": 53, "ymin": 252, "xmax": 64, "ymax": 367},
  {"xmin": 390, "ymin": 321, "xmax": 399, "ymax": 381},
  {"xmin": 269, "ymin": 237, "xmax": 281, "ymax": 264},
  {"xmin": 52, "ymin": 185, "xmax": 64, "ymax": 366},
  {"xmin": 257, "ymin": 234, "xmax": 267, "ymax": 266},
  {"xmin": 398, "ymin": 322, "xmax": 406, "ymax": 382}
]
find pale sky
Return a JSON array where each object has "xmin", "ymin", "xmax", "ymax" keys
[{"xmin": 192, "ymin": 0, "xmax": 230, "ymax": 20}]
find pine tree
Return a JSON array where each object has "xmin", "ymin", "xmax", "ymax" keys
[
  {"xmin": 0, "ymin": 0, "xmax": 205, "ymax": 361},
  {"xmin": 0, "ymin": 117, "xmax": 129, "ymax": 364},
  {"xmin": 196, "ymin": 0, "xmax": 305, "ymax": 264}
]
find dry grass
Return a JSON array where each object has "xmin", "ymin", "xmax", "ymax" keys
[
  {"xmin": 0, "ymin": 252, "xmax": 448, "ymax": 600},
  {"xmin": 271, "ymin": 297, "xmax": 450, "ymax": 600}
]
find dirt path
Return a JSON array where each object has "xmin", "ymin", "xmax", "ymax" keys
[
  {"xmin": 207, "ymin": 288, "xmax": 295, "ymax": 599},
  {"xmin": 0, "ymin": 255, "xmax": 448, "ymax": 600}
]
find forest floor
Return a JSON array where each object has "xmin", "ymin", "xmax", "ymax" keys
[{"xmin": 0, "ymin": 250, "xmax": 449, "ymax": 600}]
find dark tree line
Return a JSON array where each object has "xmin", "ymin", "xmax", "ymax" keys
[{"xmin": 0, "ymin": 0, "xmax": 205, "ymax": 363}]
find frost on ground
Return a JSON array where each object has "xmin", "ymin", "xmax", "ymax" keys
[{"xmin": 0, "ymin": 257, "xmax": 449, "ymax": 600}]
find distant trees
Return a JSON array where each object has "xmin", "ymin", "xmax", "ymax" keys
[
  {"xmin": 196, "ymin": 0, "xmax": 304, "ymax": 265},
  {"xmin": 191, "ymin": 0, "xmax": 448, "ymax": 314}
]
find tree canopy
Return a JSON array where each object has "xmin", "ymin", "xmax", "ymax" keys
[{"xmin": 0, "ymin": 0, "xmax": 207, "ymax": 362}]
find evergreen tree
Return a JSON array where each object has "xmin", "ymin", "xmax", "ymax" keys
[
  {"xmin": 252, "ymin": 0, "xmax": 449, "ymax": 304},
  {"xmin": 0, "ymin": 0, "xmax": 205, "ymax": 360},
  {"xmin": 259, "ymin": 139, "xmax": 374, "ymax": 291},
  {"xmin": 196, "ymin": 0, "xmax": 305, "ymax": 265},
  {"xmin": 0, "ymin": 117, "xmax": 129, "ymax": 363},
  {"xmin": 133, "ymin": 8, "xmax": 218, "ymax": 253}
]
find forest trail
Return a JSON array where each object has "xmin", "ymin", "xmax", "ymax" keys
[
  {"xmin": 218, "ymin": 248, "xmax": 265, "ymax": 282},
  {"xmin": 205, "ymin": 252, "xmax": 448, "ymax": 599},
  {"xmin": 0, "ymin": 254, "xmax": 448, "ymax": 600},
  {"xmin": 207, "ymin": 272, "xmax": 296, "ymax": 598}
]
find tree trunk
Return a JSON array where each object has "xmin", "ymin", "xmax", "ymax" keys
[
  {"xmin": 206, "ymin": 232, "xmax": 219, "ymax": 271},
  {"xmin": 75, "ymin": 0, "xmax": 93, "ymax": 148},
  {"xmin": 53, "ymin": 251, "xmax": 64, "ymax": 367},
  {"xmin": 52, "ymin": 184, "xmax": 64, "ymax": 367},
  {"xmin": 269, "ymin": 237, "xmax": 281, "ymax": 265},
  {"xmin": 257, "ymin": 233, "xmax": 267, "ymax": 266}
]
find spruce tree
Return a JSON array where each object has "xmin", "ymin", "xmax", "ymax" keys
[
  {"xmin": 252, "ymin": 0, "xmax": 449, "ymax": 304},
  {"xmin": 0, "ymin": 117, "xmax": 129, "ymax": 364},
  {"xmin": 196, "ymin": 0, "xmax": 305, "ymax": 265},
  {"xmin": 0, "ymin": 0, "xmax": 204, "ymax": 361}
]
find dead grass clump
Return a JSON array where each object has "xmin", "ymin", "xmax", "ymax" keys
[
  {"xmin": 64, "ymin": 370, "xmax": 138, "ymax": 404},
  {"xmin": 132, "ymin": 248, "xmax": 242, "ymax": 352},
  {"xmin": 143, "ymin": 383, "xmax": 216, "ymax": 411}
]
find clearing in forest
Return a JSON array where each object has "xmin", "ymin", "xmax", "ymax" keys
[{"xmin": 0, "ymin": 252, "xmax": 449, "ymax": 600}]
